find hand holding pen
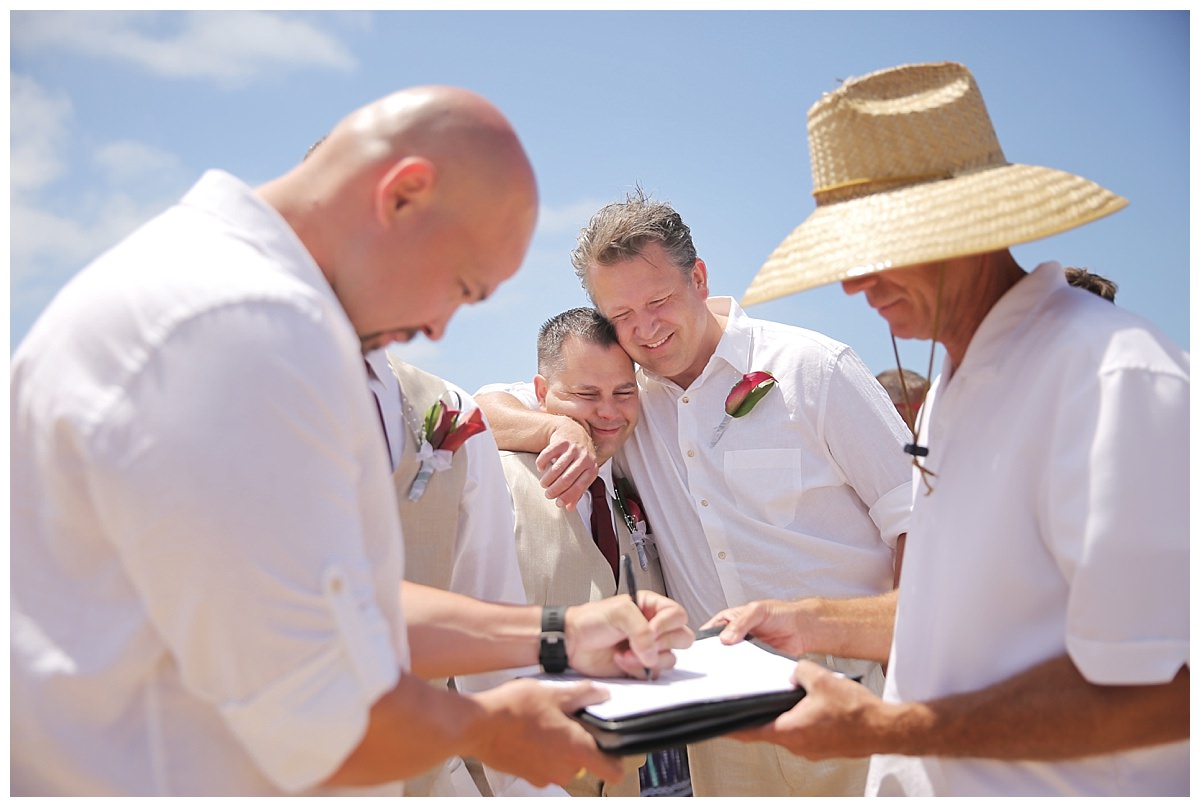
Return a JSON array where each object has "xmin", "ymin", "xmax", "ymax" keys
[{"xmin": 622, "ymin": 553, "xmax": 653, "ymax": 680}]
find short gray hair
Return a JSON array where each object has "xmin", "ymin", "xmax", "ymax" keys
[
  {"xmin": 569, "ymin": 186, "xmax": 698, "ymax": 301},
  {"xmin": 536, "ymin": 307, "xmax": 620, "ymax": 378}
]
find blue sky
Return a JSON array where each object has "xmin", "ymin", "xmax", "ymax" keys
[{"xmin": 9, "ymin": 9, "xmax": 1190, "ymax": 396}]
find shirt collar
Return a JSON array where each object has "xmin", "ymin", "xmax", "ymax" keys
[
  {"xmin": 946, "ymin": 261, "xmax": 1064, "ymax": 380},
  {"xmin": 707, "ymin": 296, "xmax": 755, "ymax": 377},
  {"xmin": 181, "ymin": 170, "xmax": 332, "ymax": 305}
]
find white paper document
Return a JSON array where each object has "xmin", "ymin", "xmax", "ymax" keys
[{"xmin": 535, "ymin": 634, "xmax": 800, "ymax": 721}]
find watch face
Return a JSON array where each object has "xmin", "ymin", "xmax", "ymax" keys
[{"xmin": 540, "ymin": 606, "xmax": 569, "ymax": 673}]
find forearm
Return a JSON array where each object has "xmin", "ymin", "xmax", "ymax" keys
[
  {"xmin": 402, "ymin": 581, "xmax": 540, "ymax": 679},
  {"xmin": 475, "ymin": 391, "xmax": 560, "ymax": 453},
  {"xmin": 800, "ymin": 590, "xmax": 897, "ymax": 663},
  {"xmin": 323, "ymin": 673, "xmax": 483, "ymax": 787},
  {"xmin": 884, "ymin": 655, "xmax": 1190, "ymax": 759}
]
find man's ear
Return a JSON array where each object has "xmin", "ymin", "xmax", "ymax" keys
[
  {"xmin": 691, "ymin": 258, "xmax": 710, "ymax": 297},
  {"xmin": 533, "ymin": 374, "xmax": 549, "ymax": 410},
  {"xmin": 374, "ymin": 157, "xmax": 435, "ymax": 227}
]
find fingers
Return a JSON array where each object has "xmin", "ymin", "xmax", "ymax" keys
[
  {"xmin": 535, "ymin": 443, "xmax": 597, "ymax": 511},
  {"xmin": 548, "ymin": 683, "xmax": 623, "ymax": 783},
  {"xmin": 553, "ymin": 680, "xmax": 611, "ymax": 712},
  {"xmin": 699, "ymin": 609, "xmax": 732, "ymax": 632},
  {"xmin": 705, "ymin": 601, "xmax": 768, "ymax": 644},
  {"xmin": 612, "ymin": 646, "xmax": 680, "ymax": 680},
  {"xmin": 573, "ymin": 745, "xmax": 624, "ymax": 784},
  {"xmin": 621, "ymin": 594, "xmax": 694, "ymax": 672}
]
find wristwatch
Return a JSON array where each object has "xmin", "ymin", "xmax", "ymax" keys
[{"xmin": 539, "ymin": 605, "xmax": 568, "ymax": 674}]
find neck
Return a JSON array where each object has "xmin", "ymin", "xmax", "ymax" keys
[
  {"xmin": 669, "ymin": 309, "xmax": 728, "ymax": 389},
  {"xmin": 940, "ymin": 251, "xmax": 1025, "ymax": 367}
]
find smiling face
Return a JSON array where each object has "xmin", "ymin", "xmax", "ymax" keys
[
  {"xmin": 586, "ymin": 241, "xmax": 719, "ymax": 389},
  {"xmin": 535, "ymin": 334, "xmax": 638, "ymax": 464}
]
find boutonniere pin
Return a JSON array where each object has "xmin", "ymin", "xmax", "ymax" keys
[
  {"xmin": 710, "ymin": 370, "xmax": 777, "ymax": 447},
  {"xmin": 613, "ymin": 477, "xmax": 652, "ymax": 570},
  {"xmin": 407, "ymin": 398, "xmax": 487, "ymax": 501}
]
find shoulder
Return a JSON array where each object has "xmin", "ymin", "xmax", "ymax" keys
[
  {"xmin": 1039, "ymin": 289, "xmax": 1188, "ymax": 381},
  {"xmin": 740, "ymin": 314, "xmax": 870, "ymax": 388}
]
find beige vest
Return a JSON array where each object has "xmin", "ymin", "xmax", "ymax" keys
[
  {"xmin": 500, "ymin": 451, "xmax": 666, "ymax": 606},
  {"xmin": 385, "ymin": 358, "xmax": 489, "ymax": 797},
  {"xmin": 387, "ymin": 356, "xmax": 468, "ymax": 592},
  {"xmin": 501, "ymin": 450, "xmax": 664, "ymax": 796}
]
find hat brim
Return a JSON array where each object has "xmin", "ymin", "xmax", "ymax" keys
[{"xmin": 742, "ymin": 163, "xmax": 1128, "ymax": 307}]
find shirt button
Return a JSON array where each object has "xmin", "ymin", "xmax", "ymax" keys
[
  {"xmin": 718, "ymin": 551, "xmax": 727, "ymax": 560},
  {"xmin": 700, "ymin": 499, "xmax": 709, "ymax": 507},
  {"xmin": 681, "ymin": 396, "xmax": 690, "ymax": 404},
  {"xmin": 687, "ymin": 449, "xmax": 695, "ymax": 458}
]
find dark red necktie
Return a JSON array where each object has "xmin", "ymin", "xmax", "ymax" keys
[{"xmin": 588, "ymin": 478, "xmax": 620, "ymax": 584}]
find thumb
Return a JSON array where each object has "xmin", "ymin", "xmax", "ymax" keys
[
  {"xmin": 789, "ymin": 659, "xmax": 826, "ymax": 689},
  {"xmin": 555, "ymin": 681, "xmax": 611, "ymax": 713}
]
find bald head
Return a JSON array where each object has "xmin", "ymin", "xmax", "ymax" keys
[{"xmin": 264, "ymin": 86, "xmax": 538, "ymax": 352}]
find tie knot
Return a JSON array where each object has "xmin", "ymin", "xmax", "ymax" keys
[{"xmin": 589, "ymin": 477, "xmax": 607, "ymax": 500}]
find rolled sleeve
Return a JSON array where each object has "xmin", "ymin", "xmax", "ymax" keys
[
  {"xmin": 90, "ymin": 302, "xmax": 407, "ymax": 792},
  {"xmin": 222, "ymin": 565, "xmax": 399, "ymax": 792},
  {"xmin": 868, "ymin": 481, "xmax": 913, "ymax": 549}
]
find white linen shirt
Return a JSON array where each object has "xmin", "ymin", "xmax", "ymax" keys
[
  {"xmin": 482, "ymin": 298, "xmax": 913, "ymax": 634},
  {"xmin": 867, "ymin": 263, "xmax": 1190, "ymax": 796},
  {"xmin": 620, "ymin": 298, "xmax": 911, "ymax": 629},
  {"xmin": 11, "ymin": 171, "xmax": 408, "ymax": 795}
]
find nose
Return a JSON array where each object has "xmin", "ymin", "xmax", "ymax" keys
[
  {"xmin": 630, "ymin": 310, "xmax": 656, "ymax": 340},
  {"xmin": 595, "ymin": 396, "xmax": 620, "ymax": 420},
  {"xmin": 841, "ymin": 274, "xmax": 879, "ymax": 296},
  {"xmin": 423, "ymin": 318, "xmax": 448, "ymax": 342}
]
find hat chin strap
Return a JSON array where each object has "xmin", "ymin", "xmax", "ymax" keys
[{"xmin": 893, "ymin": 264, "xmax": 943, "ymax": 496}]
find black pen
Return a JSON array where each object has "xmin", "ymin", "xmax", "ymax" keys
[{"xmin": 621, "ymin": 553, "xmax": 651, "ymax": 680}]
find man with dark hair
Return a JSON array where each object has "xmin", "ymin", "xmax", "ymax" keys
[
  {"xmin": 499, "ymin": 306, "xmax": 669, "ymax": 796},
  {"xmin": 479, "ymin": 188, "xmax": 913, "ymax": 797}
]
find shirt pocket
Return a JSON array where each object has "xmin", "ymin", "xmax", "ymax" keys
[{"xmin": 722, "ymin": 449, "xmax": 803, "ymax": 527}]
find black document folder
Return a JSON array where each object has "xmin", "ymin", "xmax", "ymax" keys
[{"xmin": 558, "ymin": 628, "xmax": 806, "ymax": 755}]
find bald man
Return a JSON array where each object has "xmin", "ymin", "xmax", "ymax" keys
[{"xmin": 11, "ymin": 86, "xmax": 692, "ymax": 796}]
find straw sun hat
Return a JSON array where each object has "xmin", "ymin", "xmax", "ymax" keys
[{"xmin": 741, "ymin": 61, "xmax": 1128, "ymax": 307}]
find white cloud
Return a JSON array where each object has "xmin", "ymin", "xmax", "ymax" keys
[
  {"xmin": 10, "ymin": 75, "xmax": 73, "ymax": 195},
  {"xmin": 12, "ymin": 11, "xmax": 358, "ymax": 86},
  {"xmin": 536, "ymin": 197, "xmax": 606, "ymax": 235},
  {"xmin": 10, "ymin": 192, "xmax": 170, "ymax": 285},
  {"xmin": 94, "ymin": 140, "xmax": 188, "ymax": 188}
]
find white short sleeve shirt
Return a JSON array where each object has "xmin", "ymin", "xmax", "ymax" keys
[{"xmin": 867, "ymin": 263, "xmax": 1190, "ymax": 795}]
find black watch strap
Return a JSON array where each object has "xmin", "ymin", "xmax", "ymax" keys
[{"xmin": 539, "ymin": 605, "xmax": 568, "ymax": 674}]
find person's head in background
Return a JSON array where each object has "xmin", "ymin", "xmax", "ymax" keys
[
  {"xmin": 1064, "ymin": 267, "xmax": 1118, "ymax": 302},
  {"xmin": 875, "ymin": 368, "xmax": 930, "ymax": 432},
  {"xmin": 535, "ymin": 307, "xmax": 639, "ymax": 465}
]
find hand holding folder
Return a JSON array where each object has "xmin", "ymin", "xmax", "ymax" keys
[{"xmin": 533, "ymin": 627, "xmax": 806, "ymax": 755}]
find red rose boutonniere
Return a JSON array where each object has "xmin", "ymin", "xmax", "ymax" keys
[
  {"xmin": 407, "ymin": 399, "xmax": 487, "ymax": 501},
  {"xmin": 710, "ymin": 370, "xmax": 777, "ymax": 447}
]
